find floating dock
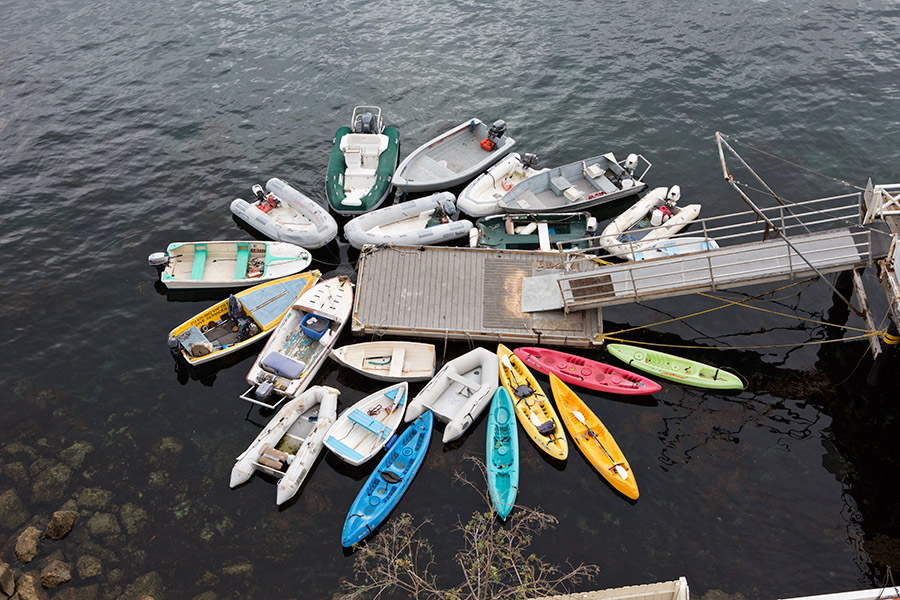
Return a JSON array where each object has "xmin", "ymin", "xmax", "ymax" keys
[{"xmin": 351, "ymin": 246, "xmax": 603, "ymax": 347}]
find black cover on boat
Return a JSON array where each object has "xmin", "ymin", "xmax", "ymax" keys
[
  {"xmin": 381, "ymin": 471, "xmax": 402, "ymax": 484},
  {"xmin": 537, "ymin": 420, "xmax": 556, "ymax": 435},
  {"xmin": 514, "ymin": 384, "xmax": 533, "ymax": 398}
]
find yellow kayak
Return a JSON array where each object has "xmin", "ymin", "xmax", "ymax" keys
[
  {"xmin": 168, "ymin": 271, "xmax": 320, "ymax": 366},
  {"xmin": 550, "ymin": 373, "xmax": 638, "ymax": 500},
  {"xmin": 497, "ymin": 344, "xmax": 567, "ymax": 460}
]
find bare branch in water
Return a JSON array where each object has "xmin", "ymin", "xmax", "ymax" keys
[{"xmin": 341, "ymin": 455, "xmax": 600, "ymax": 600}]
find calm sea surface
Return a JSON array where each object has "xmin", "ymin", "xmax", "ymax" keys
[{"xmin": 2, "ymin": 0, "xmax": 899, "ymax": 598}]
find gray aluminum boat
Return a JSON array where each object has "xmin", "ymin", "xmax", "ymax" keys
[
  {"xmin": 497, "ymin": 152, "xmax": 650, "ymax": 213},
  {"xmin": 392, "ymin": 118, "xmax": 516, "ymax": 193}
]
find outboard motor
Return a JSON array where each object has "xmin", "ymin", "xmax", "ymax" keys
[
  {"xmin": 255, "ymin": 380, "xmax": 275, "ymax": 403},
  {"xmin": 148, "ymin": 252, "xmax": 169, "ymax": 279},
  {"xmin": 487, "ymin": 119, "xmax": 508, "ymax": 141},
  {"xmin": 521, "ymin": 153, "xmax": 539, "ymax": 168},
  {"xmin": 666, "ymin": 185, "xmax": 681, "ymax": 207},
  {"xmin": 252, "ymin": 184, "xmax": 265, "ymax": 202},
  {"xmin": 360, "ymin": 112, "xmax": 374, "ymax": 133},
  {"xmin": 623, "ymin": 153, "xmax": 639, "ymax": 175},
  {"xmin": 167, "ymin": 336, "xmax": 181, "ymax": 356},
  {"xmin": 585, "ymin": 216, "xmax": 599, "ymax": 248}
]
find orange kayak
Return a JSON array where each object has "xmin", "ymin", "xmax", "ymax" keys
[{"xmin": 550, "ymin": 373, "xmax": 638, "ymax": 500}]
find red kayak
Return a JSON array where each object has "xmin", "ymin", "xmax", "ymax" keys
[{"xmin": 514, "ymin": 347, "xmax": 661, "ymax": 396}]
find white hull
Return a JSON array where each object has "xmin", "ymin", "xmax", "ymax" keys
[
  {"xmin": 230, "ymin": 178, "xmax": 338, "ymax": 249},
  {"xmin": 158, "ymin": 241, "xmax": 311, "ymax": 290},
  {"xmin": 405, "ymin": 347, "xmax": 499, "ymax": 443},
  {"xmin": 244, "ymin": 277, "xmax": 355, "ymax": 407},
  {"xmin": 330, "ymin": 341, "xmax": 436, "ymax": 382},
  {"xmin": 343, "ymin": 192, "xmax": 472, "ymax": 249},
  {"xmin": 325, "ymin": 382, "xmax": 408, "ymax": 466},
  {"xmin": 631, "ymin": 237, "xmax": 719, "ymax": 260},
  {"xmin": 230, "ymin": 386, "xmax": 339, "ymax": 505},
  {"xmin": 457, "ymin": 153, "xmax": 548, "ymax": 217},
  {"xmin": 598, "ymin": 187, "xmax": 702, "ymax": 259},
  {"xmin": 392, "ymin": 119, "xmax": 516, "ymax": 192}
]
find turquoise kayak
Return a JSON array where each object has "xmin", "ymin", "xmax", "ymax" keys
[
  {"xmin": 486, "ymin": 387, "xmax": 519, "ymax": 520},
  {"xmin": 606, "ymin": 343, "xmax": 744, "ymax": 391},
  {"xmin": 341, "ymin": 411, "xmax": 432, "ymax": 547}
]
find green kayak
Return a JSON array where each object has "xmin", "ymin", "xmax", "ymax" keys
[
  {"xmin": 606, "ymin": 343, "xmax": 744, "ymax": 390},
  {"xmin": 326, "ymin": 106, "xmax": 400, "ymax": 216}
]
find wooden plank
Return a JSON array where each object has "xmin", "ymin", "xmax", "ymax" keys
[{"xmin": 852, "ymin": 268, "xmax": 881, "ymax": 357}]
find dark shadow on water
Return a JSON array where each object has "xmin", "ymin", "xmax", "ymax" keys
[{"xmin": 172, "ymin": 341, "xmax": 261, "ymax": 386}]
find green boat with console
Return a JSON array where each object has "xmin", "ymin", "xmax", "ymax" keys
[
  {"xmin": 474, "ymin": 212, "xmax": 596, "ymax": 251},
  {"xmin": 326, "ymin": 106, "xmax": 400, "ymax": 216},
  {"xmin": 606, "ymin": 343, "xmax": 744, "ymax": 390}
]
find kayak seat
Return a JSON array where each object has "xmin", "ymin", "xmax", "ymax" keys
[
  {"xmin": 234, "ymin": 243, "xmax": 251, "ymax": 279},
  {"xmin": 190, "ymin": 245, "xmax": 207, "ymax": 280},
  {"xmin": 326, "ymin": 436, "xmax": 365, "ymax": 463},
  {"xmin": 260, "ymin": 352, "xmax": 307, "ymax": 380},
  {"xmin": 348, "ymin": 409, "xmax": 388, "ymax": 438}
]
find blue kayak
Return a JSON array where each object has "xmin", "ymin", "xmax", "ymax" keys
[
  {"xmin": 486, "ymin": 388, "xmax": 519, "ymax": 520},
  {"xmin": 341, "ymin": 411, "xmax": 433, "ymax": 547}
]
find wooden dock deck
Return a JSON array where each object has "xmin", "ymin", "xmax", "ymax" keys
[{"xmin": 351, "ymin": 246, "xmax": 603, "ymax": 347}]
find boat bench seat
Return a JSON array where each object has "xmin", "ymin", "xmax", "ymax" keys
[
  {"xmin": 176, "ymin": 326, "xmax": 209, "ymax": 348},
  {"xmin": 588, "ymin": 175, "xmax": 618, "ymax": 194},
  {"xmin": 550, "ymin": 176, "xmax": 571, "ymax": 196},
  {"xmin": 234, "ymin": 243, "xmax": 251, "ymax": 279},
  {"xmin": 190, "ymin": 245, "xmax": 208, "ymax": 280},
  {"xmin": 447, "ymin": 371, "xmax": 480, "ymax": 391},
  {"xmin": 388, "ymin": 347, "xmax": 405, "ymax": 378},
  {"xmin": 415, "ymin": 156, "xmax": 456, "ymax": 179},
  {"xmin": 261, "ymin": 352, "xmax": 307, "ymax": 380},
  {"xmin": 348, "ymin": 409, "xmax": 389, "ymax": 438},
  {"xmin": 326, "ymin": 436, "xmax": 365, "ymax": 462}
]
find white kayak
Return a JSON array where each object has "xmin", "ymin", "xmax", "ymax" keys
[
  {"xmin": 457, "ymin": 152, "xmax": 547, "ymax": 217},
  {"xmin": 230, "ymin": 178, "xmax": 338, "ymax": 249},
  {"xmin": 242, "ymin": 276, "xmax": 354, "ymax": 409},
  {"xmin": 230, "ymin": 385, "xmax": 339, "ymax": 505},
  {"xmin": 392, "ymin": 118, "xmax": 516, "ymax": 193},
  {"xmin": 598, "ymin": 186, "xmax": 702, "ymax": 259},
  {"xmin": 330, "ymin": 341, "xmax": 436, "ymax": 382},
  {"xmin": 325, "ymin": 382, "xmax": 408, "ymax": 466},
  {"xmin": 343, "ymin": 192, "xmax": 473, "ymax": 249},
  {"xmin": 405, "ymin": 347, "xmax": 499, "ymax": 443},
  {"xmin": 149, "ymin": 240, "xmax": 311, "ymax": 290}
]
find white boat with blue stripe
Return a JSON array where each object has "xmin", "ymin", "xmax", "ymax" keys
[{"xmin": 325, "ymin": 382, "xmax": 408, "ymax": 466}]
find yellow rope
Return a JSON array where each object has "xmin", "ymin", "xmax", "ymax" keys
[{"xmin": 595, "ymin": 331, "xmax": 878, "ymax": 350}]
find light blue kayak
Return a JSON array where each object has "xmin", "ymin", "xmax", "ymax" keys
[
  {"xmin": 486, "ymin": 388, "xmax": 519, "ymax": 520},
  {"xmin": 341, "ymin": 411, "xmax": 433, "ymax": 547}
]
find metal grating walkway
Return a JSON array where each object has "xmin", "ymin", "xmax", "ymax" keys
[{"xmin": 352, "ymin": 246, "xmax": 603, "ymax": 347}]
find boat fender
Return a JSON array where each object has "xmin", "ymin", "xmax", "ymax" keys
[
  {"xmin": 384, "ymin": 433, "xmax": 398, "ymax": 450},
  {"xmin": 515, "ymin": 222, "xmax": 538, "ymax": 235},
  {"xmin": 481, "ymin": 138, "xmax": 497, "ymax": 152},
  {"xmin": 468, "ymin": 228, "xmax": 479, "ymax": 247}
]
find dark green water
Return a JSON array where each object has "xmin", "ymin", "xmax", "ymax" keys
[{"xmin": 2, "ymin": 0, "xmax": 899, "ymax": 598}]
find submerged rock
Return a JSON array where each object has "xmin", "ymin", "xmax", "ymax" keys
[
  {"xmin": 75, "ymin": 488, "xmax": 112, "ymax": 511},
  {"xmin": 148, "ymin": 437, "xmax": 183, "ymax": 467},
  {"xmin": 40, "ymin": 559, "xmax": 72, "ymax": 589},
  {"xmin": 15, "ymin": 572, "xmax": 49, "ymax": 600},
  {"xmin": 60, "ymin": 442, "xmax": 94, "ymax": 470},
  {"xmin": 15, "ymin": 526, "xmax": 42, "ymax": 563},
  {"xmin": 1, "ymin": 560, "xmax": 16, "ymax": 596},
  {"xmin": 31, "ymin": 463, "xmax": 73, "ymax": 503},
  {"xmin": 120, "ymin": 571, "xmax": 164, "ymax": 600},
  {"xmin": 0, "ymin": 460, "xmax": 29, "ymax": 484},
  {"xmin": 0, "ymin": 489, "xmax": 29, "ymax": 530},
  {"xmin": 191, "ymin": 592, "xmax": 218, "ymax": 600},
  {"xmin": 220, "ymin": 562, "xmax": 253, "ymax": 577},
  {"xmin": 54, "ymin": 584, "xmax": 101, "ymax": 600},
  {"xmin": 86, "ymin": 513, "xmax": 120, "ymax": 537},
  {"xmin": 45, "ymin": 510, "xmax": 79, "ymax": 540},
  {"xmin": 119, "ymin": 503, "xmax": 149, "ymax": 536},
  {"xmin": 76, "ymin": 555, "xmax": 102, "ymax": 579}
]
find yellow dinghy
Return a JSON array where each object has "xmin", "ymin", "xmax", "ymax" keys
[
  {"xmin": 167, "ymin": 271, "xmax": 320, "ymax": 366},
  {"xmin": 550, "ymin": 373, "xmax": 638, "ymax": 500},
  {"xmin": 497, "ymin": 344, "xmax": 567, "ymax": 460}
]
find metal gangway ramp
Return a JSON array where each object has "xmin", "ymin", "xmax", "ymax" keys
[{"xmin": 524, "ymin": 192, "xmax": 892, "ymax": 313}]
